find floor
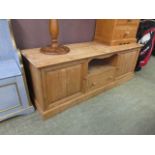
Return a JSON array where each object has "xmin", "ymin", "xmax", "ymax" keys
[{"xmin": 0, "ymin": 57, "xmax": 155, "ymax": 135}]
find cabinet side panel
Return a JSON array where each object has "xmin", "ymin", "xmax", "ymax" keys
[{"xmin": 30, "ymin": 64, "xmax": 44, "ymax": 110}]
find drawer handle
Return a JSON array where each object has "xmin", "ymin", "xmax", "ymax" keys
[
  {"xmin": 108, "ymin": 76, "xmax": 113, "ymax": 80},
  {"xmin": 92, "ymin": 82, "xmax": 96, "ymax": 87},
  {"xmin": 123, "ymin": 31, "xmax": 130, "ymax": 38},
  {"xmin": 127, "ymin": 19, "xmax": 132, "ymax": 22},
  {"xmin": 116, "ymin": 67, "xmax": 120, "ymax": 70},
  {"xmin": 83, "ymin": 77, "xmax": 88, "ymax": 80}
]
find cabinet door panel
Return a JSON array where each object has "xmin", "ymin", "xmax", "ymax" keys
[
  {"xmin": 46, "ymin": 68, "xmax": 67, "ymax": 103},
  {"xmin": 43, "ymin": 64, "xmax": 83, "ymax": 106},
  {"xmin": 66, "ymin": 65, "xmax": 81, "ymax": 96},
  {"xmin": 116, "ymin": 50, "xmax": 139, "ymax": 77}
]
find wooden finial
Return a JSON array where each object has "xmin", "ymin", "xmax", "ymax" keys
[{"xmin": 40, "ymin": 19, "xmax": 70, "ymax": 55}]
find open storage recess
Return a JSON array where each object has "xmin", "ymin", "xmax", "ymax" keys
[
  {"xmin": 87, "ymin": 55, "xmax": 117, "ymax": 91},
  {"xmin": 22, "ymin": 42, "xmax": 142, "ymax": 119}
]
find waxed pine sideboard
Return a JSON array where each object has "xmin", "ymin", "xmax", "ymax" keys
[{"xmin": 22, "ymin": 42, "xmax": 142, "ymax": 119}]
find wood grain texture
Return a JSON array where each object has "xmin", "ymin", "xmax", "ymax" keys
[
  {"xmin": 22, "ymin": 41, "xmax": 142, "ymax": 68},
  {"xmin": 42, "ymin": 63, "xmax": 83, "ymax": 108},
  {"xmin": 116, "ymin": 50, "xmax": 140, "ymax": 77},
  {"xmin": 22, "ymin": 41, "xmax": 142, "ymax": 119}
]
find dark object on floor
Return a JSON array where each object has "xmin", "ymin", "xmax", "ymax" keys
[
  {"xmin": 135, "ymin": 66, "xmax": 142, "ymax": 72},
  {"xmin": 135, "ymin": 20, "xmax": 155, "ymax": 71},
  {"xmin": 152, "ymin": 49, "xmax": 155, "ymax": 56}
]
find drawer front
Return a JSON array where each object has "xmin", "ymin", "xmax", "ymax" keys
[
  {"xmin": 116, "ymin": 19, "xmax": 139, "ymax": 25},
  {"xmin": 87, "ymin": 68, "xmax": 115, "ymax": 91},
  {"xmin": 113, "ymin": 26, "xmax": 137, "ymax": 40}
]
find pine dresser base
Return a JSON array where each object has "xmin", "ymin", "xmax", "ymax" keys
[{"xmin": 22, "ymin": 42, "xmax": 142, "ymax": 119}]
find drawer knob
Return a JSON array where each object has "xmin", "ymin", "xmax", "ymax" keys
[
  {"xmin": 123, "ymin": 31, "xmax": 130, "ymax": 38},
  {"xmin": 83, "ymin": 77, "xmax": 87, "ymax": 80},
  {"xmin": 116, "ymin": 67, "xmax": 120, "ymax": 70},
  {"xmin": 92, "ymin": 82, "xmax": 96, "ymax": 86},
  {"xmin": 108, "ymin": 76, "xmax": 113, "ymax": 80},
  {"xmin": 127, "ymin": 19, "xmax": 132, "ymax": 22}
]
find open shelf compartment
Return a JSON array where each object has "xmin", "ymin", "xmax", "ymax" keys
[{"xmin": 88, "ymin": 55, "xmax": 117, "ymax": 75}]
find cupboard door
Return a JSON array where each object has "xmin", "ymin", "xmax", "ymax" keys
[
  {"xmin": 66, "ymin": 65, "xmax": 82, "ymax": 96},
  {"xmin": 116, "ymin": 50, "xmax": 139, "ymax": 77},
  {"xmin": 42, "ymin": 64, "xmax": 83, "ymax": 106}
]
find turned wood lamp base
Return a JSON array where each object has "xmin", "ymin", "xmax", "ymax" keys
[
  {"xmin": 41, "ymin": 19, "xmax": 70, "ymax": 55},
  {"xmin": 41, "ymin": 45, "xmax": 70, "ymax": 55}
]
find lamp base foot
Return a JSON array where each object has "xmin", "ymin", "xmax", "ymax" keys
[{"xmin": 40, "ymin": 45, "xmax": 70, "ymax": 55}]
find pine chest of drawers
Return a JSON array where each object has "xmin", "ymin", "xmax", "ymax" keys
[{"xmin": 94, "ymin": 19, "xmax": 140, "ymax": 45}]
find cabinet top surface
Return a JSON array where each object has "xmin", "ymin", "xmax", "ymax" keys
[{"xmin": 21, "ymin": 41, "xmax": 142, "ymax": 68}]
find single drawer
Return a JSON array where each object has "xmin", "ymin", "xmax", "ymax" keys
[
  {"xmin": 116, "ymin": 19, "xmax": 139, "ymax": 25},
  {"xmin": 113, "ymin": 26, "xmax": 137, "ymax": 40},
  {"xmin": 87, "ymin": 67, "xmax": 115, "ymax": 91}
]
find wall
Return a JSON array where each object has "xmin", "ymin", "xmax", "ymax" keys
[{"xmin": 11, "ymin": 19, "xmax": 96, "ymax": 50}]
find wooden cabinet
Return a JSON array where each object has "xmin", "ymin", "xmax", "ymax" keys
[
  {"xmin": 22, "ymin": 42, "xmax": 142, "ymax": 119},
  {"xmin": 94, "ymin": 19, "xmax": 140, "ymax": 45}
]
